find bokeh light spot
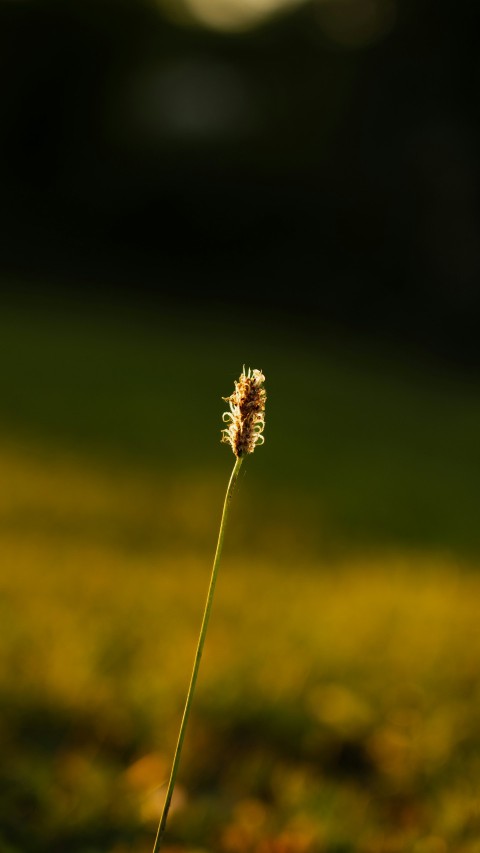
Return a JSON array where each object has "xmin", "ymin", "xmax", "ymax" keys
[{"xmin": 162, "ymin": 0, "xmax": 306, "ymax": 32}]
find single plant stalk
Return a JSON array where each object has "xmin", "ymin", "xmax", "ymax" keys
[
  {"xmin": 152, "ymin": 366, "xmax": 266, "ymax": 851},
  {"xmin": 152, "ymin": 455, "xmax": 243, "ymax": 852}
]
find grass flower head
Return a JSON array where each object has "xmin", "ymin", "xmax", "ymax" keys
[
  {"xmin": 221, "ymin": 367, "xmax": 266, "ymax": 457},
  {"xmin": 153, "ymin": 366, "xmax": 266, "ymax": 852}
]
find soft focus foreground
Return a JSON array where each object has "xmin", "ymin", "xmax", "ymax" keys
[
  {"xmin": 2, "ymin": 451, "xmax": 480, "ymax": 853},
  {"xmin": 2, "ymin": 301, "xmax": 480, "ymax": 852}
]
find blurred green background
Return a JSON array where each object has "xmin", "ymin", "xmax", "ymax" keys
[{"xmin": 1, "ymin": 0, "xmax": 480, "ymax": 851}]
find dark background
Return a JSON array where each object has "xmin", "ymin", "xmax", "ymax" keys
[{"xmin": 1, "ymin": 0, "xmax": 479, "ymax": 363}]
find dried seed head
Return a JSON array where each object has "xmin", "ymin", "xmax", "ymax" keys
[{"xmin": 221, "ymin": 367, "xmax": 266, "ymax": 458}]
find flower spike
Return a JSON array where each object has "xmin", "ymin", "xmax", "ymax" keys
[{"xmin": 221, "ymin": 367, "xmax": 266, "ymax": 457}]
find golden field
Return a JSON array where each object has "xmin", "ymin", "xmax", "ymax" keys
[{"xmin": 2, "ymin": 439, "xmax": 480, "ymax": 853}]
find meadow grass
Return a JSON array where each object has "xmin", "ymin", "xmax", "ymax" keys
[
  {"xmin": 2, "ymin": 296, "xmax": 480, "ymax": 851},
  {"xmin": 2, "ymin": 440, "xmax": 480, "ymax": 852}
]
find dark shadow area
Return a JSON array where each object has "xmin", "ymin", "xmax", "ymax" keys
[{"xmin": 1, "ymin": 0, "xmax": 479, "ymax": 363}]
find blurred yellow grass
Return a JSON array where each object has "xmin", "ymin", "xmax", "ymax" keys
[{"xmin": 2, "ymin": 438, "xmax": 480, "ymax": 851}]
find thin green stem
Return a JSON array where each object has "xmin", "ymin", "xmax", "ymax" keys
[{"xmin": 152, "ymin": 455, "xmax": 244, "ymax": 852}]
